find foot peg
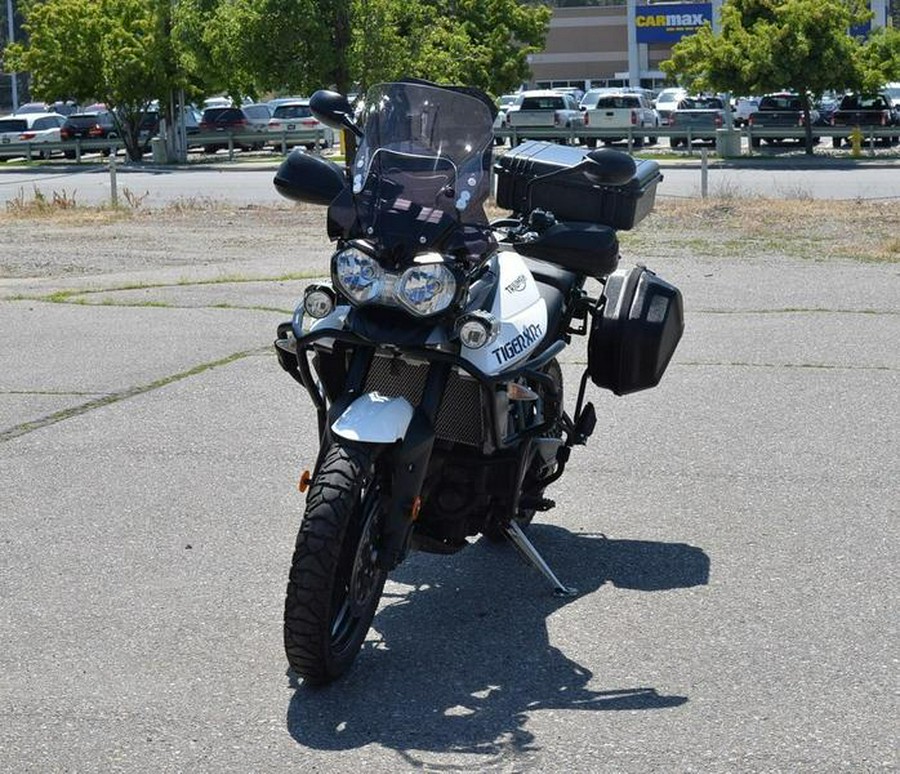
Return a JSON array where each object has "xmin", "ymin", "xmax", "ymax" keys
[
  {"xmin": 573, "ymin": 402, "xmax": 596, "ymax": 445},
  {"xmin": 505, "ymin": 521, "xmax": 577, "ymax": 597},
  {"xmin": 518, "ymin": 495, "xmax": 555, "ymax": 512}
]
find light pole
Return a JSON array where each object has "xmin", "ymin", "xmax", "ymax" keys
[{"xmin": 6, "ymin": 0, "xmax": 18, "ymax": 110}]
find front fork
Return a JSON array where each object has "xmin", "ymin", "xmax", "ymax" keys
[{"xmin": 320, "ymin": 349, "xmax": 449, "ymax": 571}]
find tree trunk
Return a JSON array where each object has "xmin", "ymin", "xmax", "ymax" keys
[{"xmin": 329, "ymin": 0, "xmax": 353, "ymax": 95}]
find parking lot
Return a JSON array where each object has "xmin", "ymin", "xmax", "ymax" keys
[{"xmin": 0, "ymin": 174, "xmax": 898, "ymax": 771}]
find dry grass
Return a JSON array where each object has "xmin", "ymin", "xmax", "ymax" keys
[
  {"xmin": 2, "ymin": 187, "xmax": 898, "ymax": 264},
  {"xmin": 619, "ymin": 197, "xmax": 900, "ymax": 263}
]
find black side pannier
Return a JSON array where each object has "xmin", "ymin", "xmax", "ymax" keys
[
  {"xmin": 588, "ymin": 265, "xmax": 684, "ymax": 395},
  {"xmin": 495, "ymin": 141, "xmax": 662, "ymax": 230}
]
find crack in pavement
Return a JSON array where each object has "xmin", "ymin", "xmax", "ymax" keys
[{"xmin": 0, "ymin": 347, "xmax": 267, "ymax": 443}]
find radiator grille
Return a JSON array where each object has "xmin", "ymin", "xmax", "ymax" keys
[{"xmin": 364, "ymin": 355, "xmax": 485, "ymax": 447}]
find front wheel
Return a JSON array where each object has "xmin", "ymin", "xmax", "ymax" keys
[{"xmin": 284, "ymin": 443, "xmax": 388, "ymax": 685}]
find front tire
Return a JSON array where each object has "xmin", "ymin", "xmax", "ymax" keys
[{"xmin": 284, "ymin": 443, "xmax": 388, "ymax": 685}]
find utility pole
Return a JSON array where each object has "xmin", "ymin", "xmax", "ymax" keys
[
  {"xmin": 5, "ymin": 0, "xmax": 18, "ymax": 110},
  {"xmin": 627, "ymin": 0, "xmax": 638, "ymax": 88}
]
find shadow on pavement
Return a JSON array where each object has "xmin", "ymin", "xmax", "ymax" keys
[{"xmin": 285, "ymin": 526, "xmax": 709, "ymax": 762}]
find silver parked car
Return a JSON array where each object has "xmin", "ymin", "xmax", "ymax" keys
[{"xmin": 266, "ymin": 100, "xmax": 334, "ymax": 150}]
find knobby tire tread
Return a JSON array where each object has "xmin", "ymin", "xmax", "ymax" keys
[{"xmin": 283, "ymin": 443, "xmax": 378, "ymax": 684}]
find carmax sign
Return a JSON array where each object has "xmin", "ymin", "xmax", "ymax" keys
[{"xmin": 635, "ymin": 3, "xmax": 712, "ymax": 43}]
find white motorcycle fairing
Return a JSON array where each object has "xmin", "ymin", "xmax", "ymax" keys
[
  {"xmin": 461, "ymin": 251, "xmax": 548, "ymax": 375},
  {"xmin": 331, "ymin": 392, "xmax": 415, "ymax": 443}
]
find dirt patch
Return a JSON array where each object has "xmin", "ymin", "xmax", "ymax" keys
[{"xmin": 1, "ymin": 196, "xmax": 897, "ymax": 285}]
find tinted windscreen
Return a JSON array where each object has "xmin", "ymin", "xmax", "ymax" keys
[
  {"xmin": 595, "ymin": 96, "xmax": 638, "ymax": 109},
  {"xmin": 273, "ymin": 105, "xmax": 313, "ymax": 119},
  {"xmin": 33, "ymin": 117, "xmax": 63, "ymax": 130},
  {"xmin": 678, "ymin": 97, "xmax": 724, "ymax": 109},
  {"xmin": 66, "ymin": 114, "xmax": 108, "ymax": 127},
  {"xmin": 840, "ymin": 95, "xmax": 888, "ymax": 110},
  {"xmin": 243, "ymin": 105, "xmax": 271, "ymax": 119},
  {"xmin": 202, "ymin": 108, "xmax": 242, "ymax": 123},
  {"xmin": 761, "ymin": 96, "xmax": 802, "ymax": 110},
  {"xmin": 0, "ymin": 119, "xmax": 28, "ymax": 132},
  {"xmin": 520, "ymin": 97, "xmax": 564, "ymax": 110},
  {"xmin": 334, "ymin": 81, "xmax": 495, "ymax": 257}
]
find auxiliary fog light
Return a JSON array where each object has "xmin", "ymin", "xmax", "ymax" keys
[
  {"xmin": 303, "ymin": 284, "xmax": 336, "ymax": 319},
  {"xmin": 456, "ymin": 311, "xmax": 499, "ymax": 349}
]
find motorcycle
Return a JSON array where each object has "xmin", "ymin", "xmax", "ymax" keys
[{"xmin": 272, "ymin": 79, "xmax": 684, "ymax": 684}]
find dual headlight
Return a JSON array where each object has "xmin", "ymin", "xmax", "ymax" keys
[{"xmin": 334, "ymin": 247, "xmax": 458, "ymax": 317}]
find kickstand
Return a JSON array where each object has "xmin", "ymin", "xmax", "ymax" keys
[{"xmin": 505, "ymin": 521, "xmax": 577, "ymax": 597}]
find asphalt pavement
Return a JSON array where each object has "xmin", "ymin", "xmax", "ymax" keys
[
  {"xmin": 0, "ymin": 178, "xmax": 898, "ymax": 772},
  {"xmin": 0, "ymin": 150, "xmax": 899, "ymax": 208}
]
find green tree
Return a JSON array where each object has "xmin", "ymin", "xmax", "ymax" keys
[
  {"xmin": 6, "ymin": 0, "xmax": 550, "ymax": 159},
  {"xmin": 421, "ymin": 0, "xmax": 551, "ymax": 95},
  {"xmin": 661, "ymin": 0, "xmax": 880, "ymax": 153},
  {"xmin": 5, "ymin": 0, "xmax": 179, "ymax": 161},
  {"xmin": 857, "ymin": 25, "xmax": 900, "ymax": 91},
  {"xmin": 225, "ymin": 0, "xmax": 550, "ymax": 98},
  {"xmin": 354, "ymin": 0, "xmax": 551, "ymax": 96}
]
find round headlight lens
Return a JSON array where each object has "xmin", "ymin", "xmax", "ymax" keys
[
  {"xmin": 396, "ymin": 263, "xmax": 457, "ymax": 316},
  {"xmin": 334, "ymin": 248, "xmax": 383, "ymax": 303}
]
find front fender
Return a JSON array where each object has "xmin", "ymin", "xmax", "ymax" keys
[{"xmin": 331, "ymin": 392, "xmax": 415, "ymax": 443}]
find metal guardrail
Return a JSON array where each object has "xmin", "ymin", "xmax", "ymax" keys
[
  {"xmin": 0, "ymin": 128, "xmax": 331, "ymax": 162},
  {"xmin": 495, "ymin": 124, "xmax": 900, "ymax": 155},
  {"xmin": 2, "ymin": 125, "xmax": 897, "ymax": 162}
]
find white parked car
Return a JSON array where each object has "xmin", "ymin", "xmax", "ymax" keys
[
  {"xmin": 653, "ymin": 88, "xmax": 688, "ymax": 126},
  {"xmin": 733, "ymin": 97, "xmax": 761, "ymax": 126},
  {"xmin": 0, "ymin": 112, "xmax": 67, "ymax": 160},
  {"xmin": 267, "ymin": 100, "xmax": 334, "ymax": 150}
]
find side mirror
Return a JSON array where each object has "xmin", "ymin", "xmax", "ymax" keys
[
  {"xmin": 582, "ymin": 148, "xmax": 637, "ymax": 186},
  {"xmin": 309, "ymin": 90, "xmax": 363, "ymax": 138},
  {"xmin": 273, "ymin": 149, "xmax": 348, "ymax": 206}
]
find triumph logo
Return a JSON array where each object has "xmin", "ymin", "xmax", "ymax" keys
[
  {"xmin": 491, "ymin": 323, "xmax": 543, "ymax": 365},
  {"xmin": 505, "ymin": 274, "xmax": 527, "ymax": 293}
]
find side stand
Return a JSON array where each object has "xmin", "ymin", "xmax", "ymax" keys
[{"xmin": 505, "ymin": 521, "xmax": 577, "ymax": 597}]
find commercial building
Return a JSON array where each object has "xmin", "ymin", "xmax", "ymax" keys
[{"xmin": 528, "ymin": 0, "xmax": 894, "ymax": 92}]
